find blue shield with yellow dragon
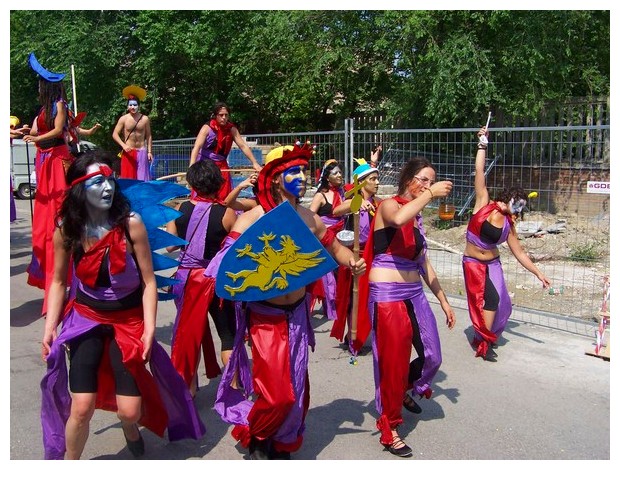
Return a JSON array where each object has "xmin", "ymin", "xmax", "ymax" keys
[{"xmin": 215, "ymin": 201, "xmax": 338, "ymax": 301}]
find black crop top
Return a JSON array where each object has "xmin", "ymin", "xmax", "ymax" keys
[
  {"xmin": 373, "ymin": 226, "xmax": 425, "ymax": 260},
  {"xmin": 480, "ymin": 220, "xmax": 503, "ymax": 245}
]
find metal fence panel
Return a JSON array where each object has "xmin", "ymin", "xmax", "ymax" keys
[{"xmin": 152, "ymin": 124, "xmax": 610, "ymax": 332}]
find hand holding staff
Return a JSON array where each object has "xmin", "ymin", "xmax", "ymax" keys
[{"xmin": 344, "ymin": 174, "xmax": 367, "ymax": 343}]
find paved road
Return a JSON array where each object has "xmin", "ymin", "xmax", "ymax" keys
[{"xmin": 8, "ymin": 198, "xmax": 612, "ymax": 471}]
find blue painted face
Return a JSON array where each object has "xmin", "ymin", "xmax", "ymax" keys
[{"xmin": 283, "ymin": 165, "xmax": 307, "ymax": 198}]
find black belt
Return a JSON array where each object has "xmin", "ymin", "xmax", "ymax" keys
[
  {"xmin": 75, "ymin": 287, "xmax": 142, "ymax": 311},
  {"xmin": 37, "ymin": 137, "xmax": 65, "ymax": 149}
]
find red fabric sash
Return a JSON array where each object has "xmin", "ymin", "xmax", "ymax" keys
[
  {"xmin": 170, "ymin": 270, "xmax": 221, "ymax": 385},
  {"xmin": 74, "ymin": 226, "xmax": 127, "ymax": 289},
  {"xmin": 209, "ymin": 119, "xmax": 235, "ymax": 156}
]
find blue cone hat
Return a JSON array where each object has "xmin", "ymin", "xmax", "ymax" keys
[{"xmin": 28, "ymin": 53, "xmax": 66, "ymax": 83}]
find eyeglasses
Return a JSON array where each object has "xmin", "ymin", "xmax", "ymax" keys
[{"xmin": 414, "ymin": 176, "xmax": 435, "ymax": 186}]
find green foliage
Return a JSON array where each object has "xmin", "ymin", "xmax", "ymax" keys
[
  {"xmin": 568, "ymin": 242, "xmax": 601, "ymax": 263},
  {"xmin": 10, "ymin": 10, "xmax": 610, "ymax": 145}
]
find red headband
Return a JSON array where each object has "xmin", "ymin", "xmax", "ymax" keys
[{"xmin": 70, "ymin": 165, "xmax": 114, "ymax": 187}]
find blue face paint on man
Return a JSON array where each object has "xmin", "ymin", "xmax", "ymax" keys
[{"xmin": 282, "ymin": 165, "xmax": 307, "ymax": 198}]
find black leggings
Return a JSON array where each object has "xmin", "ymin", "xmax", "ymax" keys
[
  {"xmin": 483, "ymin": 268, "xmax": 500, "ymax": 312},
  {"xmin": 209, "ymin": 296, "xmax": 236, "ymax": 351},
  {"xmin": 405, "ymin": 299, "xmax": 425, "ymax": 386},
  {"xmin": 68, "ymin": 324, "xmax": 140, "ymax": 396}
]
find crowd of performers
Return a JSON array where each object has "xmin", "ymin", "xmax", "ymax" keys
[{"xmin": 14, "ymin": 54, "xmax": 552, "ymax": 460}]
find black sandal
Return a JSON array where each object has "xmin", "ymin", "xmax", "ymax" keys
[
  {"xmin": 123, "ymin": 425, "xmax": 145, "ymax": 458},
  {"xmin": 403, "ymin": 393, "xmax": 422, "ymax": 414},
  {"xmin": 387, "ymin": 436, "xmax": 413, "ymax": 458}
]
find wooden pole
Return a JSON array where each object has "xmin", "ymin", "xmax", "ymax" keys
[{"xmin": 350, "ymin": 211, "xmax": 360, "ymax": 342}]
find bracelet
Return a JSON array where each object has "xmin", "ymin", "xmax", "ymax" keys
[
  {"xmin": 477, "ymin": 143, "xmax": 487, "ymax": 150},
  {"xmin": 427, "ymin": 189, "xmax": 434, "ymax": 199}
]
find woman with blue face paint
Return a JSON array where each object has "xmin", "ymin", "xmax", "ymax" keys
[
  {"xmin": 463, "ymin": 126, "xmax": 551, "ymax": 361},
  {"xmin": 40, "ymin": 151, "xmax": 204, "ymax": 459},
  {"xmin": 208, "ymin": 142, "xmax": 366, "ymax": 460}
]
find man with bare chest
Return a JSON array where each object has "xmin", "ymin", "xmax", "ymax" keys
[{"xmin": 112, "ymin": 85, "xmax": 153, "ymax": 180}]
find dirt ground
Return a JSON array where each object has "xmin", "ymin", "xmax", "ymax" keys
[{"xmin": 423, "ymin": 209, "xmax": 611, "ymax": 320}]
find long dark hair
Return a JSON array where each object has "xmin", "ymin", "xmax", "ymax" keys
[
  {"xmin": 317, "ymin": 161, "xmax": 340, "ymax": 192},
  {"xmin": 38, "ymin": 78, "xmax": 67, "ymax": 130},
  {"xmin": 397, "ymin": 157, "xmax": 435, "ymax": 195},
  {"xmin": 59, "ymin": 150, "xmax": 131, "ymax": 253}
]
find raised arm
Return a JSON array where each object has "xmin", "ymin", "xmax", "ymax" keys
[
  {"xmin": 189, "ymin": 124, "xmax": 210, "ymax": 166},
  {"xmin": 383, "ymin": 181, "xmax": 452, "ymax": 228},
  {"xmin": 223, "ymin": 173, "xmax": 258, "ymax": 211},
  {"xmin": 473, "ymin": 126, "xmax": 490, "ymax": 213},
  {"xmin": 231, "ymin": 127, "xmax": 262, "ymax": 172}
]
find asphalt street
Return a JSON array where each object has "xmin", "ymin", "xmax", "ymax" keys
[{"xmin": 7, "ymin": 197, "xmax": 613, "ymax": 475}]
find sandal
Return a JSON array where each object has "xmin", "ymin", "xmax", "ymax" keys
[
  {"xmin": 386, "ymin": 436, "xmax": 413, "ymax": 458},
  {"xmin": 403, "ymin": 393, "xmax": 422, "ymax": 414}
]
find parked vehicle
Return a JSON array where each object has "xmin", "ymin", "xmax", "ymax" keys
[{"xmin": 10, "ymin": 139, "xmax": 98, "ymax": 199}]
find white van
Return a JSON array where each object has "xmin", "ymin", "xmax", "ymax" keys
[{"xmin": 10, "ymin": 140, "xmax": 98, "ymax": 199}]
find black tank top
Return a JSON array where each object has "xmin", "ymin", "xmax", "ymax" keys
[
  {"xmin": 175, "ymin": 201, "xmax": 228, "ymax": 260},
  {"xmin": 316, "ymin": 192, "xmax": 333, "ymax": 217}
]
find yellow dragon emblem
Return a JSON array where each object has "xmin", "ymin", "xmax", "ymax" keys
[{"xmin": 224, "ymin": 232, "xmax": 325, "ymax": 297}]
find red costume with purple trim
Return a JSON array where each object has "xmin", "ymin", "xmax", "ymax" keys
[
  {"xmin": 463, "ymin": 202, "xmax": 514, "ymax": 358},
  {"xmin": 195, "ymin": 119, "xmax": 236, "ymax": 201},
  {"xmin": 27, "ymin": 105, "xmax": 73, "ymax": 314}
]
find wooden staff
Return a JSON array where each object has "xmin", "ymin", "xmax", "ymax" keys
[
  {"xmin": 344, "ymin": 174, "xmax": 366, "ymax": 343},
  {"xmin": 156, "ymin": 172, "xmax": 186, "ymax": 181},
  {"xmin": 221, "ymin": 168, "xmax": 258, "ymax": 173}
]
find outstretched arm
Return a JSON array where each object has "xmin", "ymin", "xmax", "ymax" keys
[
  {"xmin": 506, "ymin": 228, "xmax": 551, "ymax": 289},
  {"xmin": 232, "ymin": 127, "xmax": 262, "ymax": 172},
  {"xmin": 78, "ymin": 123, "xmax": 102, "ymax": 136}
]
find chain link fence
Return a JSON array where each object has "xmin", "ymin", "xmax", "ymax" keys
[{"xmin": 152, "ymin": 123, "xmax": 610, "ymax": 335}]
